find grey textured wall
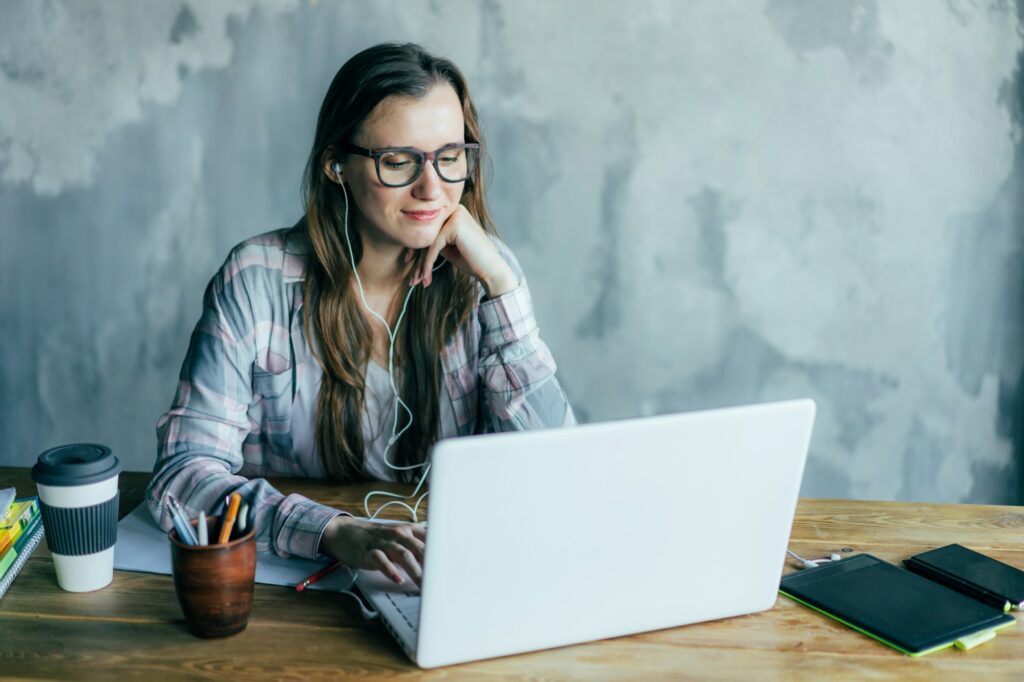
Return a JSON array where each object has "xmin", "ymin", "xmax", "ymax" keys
[{"xmin": 2, "ymin": 1, "xmax": 1023, "ymax": 504}]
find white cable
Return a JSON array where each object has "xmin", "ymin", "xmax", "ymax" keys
[
  {"xmin": 364, "ymin": 462, "xmax": 431, "ymax": 522},
  {"xmin": 331, "ymin": 565, "xmax": 379, "ymax": 619},
  {"xmin": 412, "ymin": 487, "xmax": 430, "ymax": 520},
  {"xmin": 787, "ymin": 548, "xmax": 843, "ymax": 569},
  {"xmin": 338, "ymin": 179, "xmax": 441, "ymax": 522}
]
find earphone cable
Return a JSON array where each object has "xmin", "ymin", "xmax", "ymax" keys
[{"xmin": 337, "ymin": 176, "xmax": 437, "ymax": 522}]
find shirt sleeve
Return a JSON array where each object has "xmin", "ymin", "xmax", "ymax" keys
[
  {"xmin": 144, "ymin": 248, "xmax": 343, "ymax": 559},
  {"xmin": 476, "ymin": 241, "xmax": 577, "ymax": 432}
]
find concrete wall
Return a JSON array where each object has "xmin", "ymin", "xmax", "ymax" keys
[{"xmin": 2, "ymin": 1, "xmax": 1022, "ymax": 504}]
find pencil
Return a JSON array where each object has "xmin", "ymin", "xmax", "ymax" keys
[
  {"xmin": 296, "ymin": 561, "xmax": 343, "ymax": 592},
  {"xmin": 218, "ymin": 492, "xmax": 242, "ymax": 544}
]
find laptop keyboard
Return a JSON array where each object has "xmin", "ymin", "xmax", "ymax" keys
[{"xmin": 385, "ymin": 590, "xmax": 421, "ymax": 633}]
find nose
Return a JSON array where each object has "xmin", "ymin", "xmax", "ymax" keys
[{"xmin": 411, "ymin": 160, "xmax": 443, "ymax": 200}]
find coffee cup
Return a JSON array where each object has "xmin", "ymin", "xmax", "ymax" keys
[{"xmin": 30, "ymin": 443, "xmax": 121, "ymax": 592}]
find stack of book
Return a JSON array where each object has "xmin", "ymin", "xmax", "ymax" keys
[{"xmin": 0, "ymin": 487, "xmax": 45, "ymax": 599}]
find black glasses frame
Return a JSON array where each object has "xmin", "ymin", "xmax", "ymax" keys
[{"xmin": 343, "ymin": 142, "xmax": 480, "ymax": 187}]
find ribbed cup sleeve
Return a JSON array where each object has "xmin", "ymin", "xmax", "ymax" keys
[{"xmin": 39, "ymin": 493, "xmax": 119, "ymax": 556}]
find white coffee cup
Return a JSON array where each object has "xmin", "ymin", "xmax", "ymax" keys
[{"xmin": 31, "ymin": 444, "xmax": 121, "ymax": 592}]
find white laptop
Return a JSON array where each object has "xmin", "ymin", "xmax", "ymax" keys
[{"xmin": 356, "ymin": 398, "xmax": 816, "ymax": 668}]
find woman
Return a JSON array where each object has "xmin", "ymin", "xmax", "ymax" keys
[{"xmin": 146, "ymin": 43, "xmax": 575, "ymax": 587}]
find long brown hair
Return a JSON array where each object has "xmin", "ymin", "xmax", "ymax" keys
[{"xmin": 301, "ymin": 43, "xmax": 497, "ymax": 482}]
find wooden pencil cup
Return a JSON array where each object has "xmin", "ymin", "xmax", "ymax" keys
[{"xmin": 169, "ymin": 515, "xmax": 256, "ymax": 638}]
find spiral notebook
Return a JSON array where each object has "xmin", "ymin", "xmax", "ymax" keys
[{"xmin": 0, "ymin": 503, "xmax": 45, "ymax": 599}]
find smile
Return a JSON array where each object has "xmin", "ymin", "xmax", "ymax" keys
[{"xmin": 402, "ymin": 209, "xmax": 442, "ymax": 222}]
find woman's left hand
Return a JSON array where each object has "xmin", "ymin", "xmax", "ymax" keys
[{"xmin": 410, "ymin": 205, "xmax": 518, "ymax": 298}]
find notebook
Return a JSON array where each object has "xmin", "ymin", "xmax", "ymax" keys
[
  {"xmin": 780, "ymin": 553, "xmax": 1016, "ymax": 655},
  {"xmin": 0, "ymin": 498, "xmax": 45, "ymax": 599},
  {"xmin": 0, "ymin": 497, "xmax": 40, "ymax": 556}
]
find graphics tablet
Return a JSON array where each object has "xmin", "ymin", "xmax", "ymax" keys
[{"xmin": 780, "ymin": 553, "xmax": 1015, "ymax": 656}]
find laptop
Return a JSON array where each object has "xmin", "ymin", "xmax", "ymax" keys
[{"xmin": 355, "ymin": 398, "xmax": 816, "ymax": 668}]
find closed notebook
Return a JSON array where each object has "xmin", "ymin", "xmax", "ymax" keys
[
  {"xmin": 780, "ymin": 553, "xmax": 1015, "ymax": 656},
  {"xmin": 0, "ymin": 499, "xmax": 40, "ymax": 556},
  {"xmin": 905, "ymin": 544, "xmax": 1024, "ymax": 611},
  {"xmin": 0, "ymin": 513, "xmax": 45, "ymax": 599}
]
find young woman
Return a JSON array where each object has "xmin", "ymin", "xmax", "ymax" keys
[{"xmin": 146, "ymin": 43, "xmax": 575, "ymax": 586}]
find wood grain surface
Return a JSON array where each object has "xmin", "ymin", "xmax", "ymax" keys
[{"xmin": 1, "ymin": 467, "xmax": 1022, "ymax": 681}]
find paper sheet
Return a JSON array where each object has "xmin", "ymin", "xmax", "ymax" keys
[{"xmin": 113, "ymin": 504, "xmax": 359, "ymax": 592}]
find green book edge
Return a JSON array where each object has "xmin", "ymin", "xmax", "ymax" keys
[
  {"xmin": 0, "ymin": 500, "xmax": 39, "ymax": 556},
  {"xmin": 0, "ymin": 513, "xmax": 43, "ymax": 577},
  {"xmin": 779, "ymin": 588, "xmax": 1016, "ymax": 657}
]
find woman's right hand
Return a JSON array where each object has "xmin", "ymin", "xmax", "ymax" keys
[{"xmin": 319, "ymin": 515, "xmax": 426, "ymax": 586}]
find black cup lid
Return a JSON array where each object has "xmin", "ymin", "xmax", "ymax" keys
[{"xmin": 31, "ymin": 443, "xmax": 121, "ymax": 486}]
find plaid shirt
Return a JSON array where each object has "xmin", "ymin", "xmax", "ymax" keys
[{"xmin": 146, "ymin": 222, "xmax": 575, "ymax": 559}]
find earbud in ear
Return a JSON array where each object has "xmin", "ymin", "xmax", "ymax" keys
[{"xmin": 332, "ymin": 162, "xmax": 341, "ymax": 174}]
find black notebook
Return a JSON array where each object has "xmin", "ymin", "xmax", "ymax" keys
[
  {"xmin": 780, "ymin": 554, "xmax": 1015, "ymax": 656},
  {"xmin": 905, "ymin": 544, "xmax": 1024, "ymax": 611}
]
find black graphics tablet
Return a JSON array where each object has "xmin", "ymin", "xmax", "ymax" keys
[{"xmin": 780, "ymin": 553, "xmax": 1015, "ymax": 656}]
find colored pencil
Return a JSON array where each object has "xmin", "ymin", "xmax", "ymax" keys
[
  {"xmin": 218, "ymin": 493, "xmax": 242, "ymax": 544},
  {"xmin": 296, "ymin": 560, "xmax": 343, "ymax": 592}
]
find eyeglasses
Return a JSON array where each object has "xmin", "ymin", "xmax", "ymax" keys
[{"xmin": 344, "ymin": 142, "xmax": 480, "ymax": 188}]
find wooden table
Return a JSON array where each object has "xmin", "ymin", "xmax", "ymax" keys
[{"xmin": 1, "ymin": 467, "xmax": 1022, "ymax": 680}]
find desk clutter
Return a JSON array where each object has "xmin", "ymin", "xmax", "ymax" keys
[
  {"xmin": 780, "ymin": 549, "xmax": 1024, "ymax": 656},
  {"xmin": 0, "ymin": 487, "xmax": 45, "ymax": 599},
  {"xmin": 113, "ymin": 502, "xmax": 359, "ymax": 591},
  {"xmin": 7, "ymin": 444, "xmax": 1024, "ymax": 661},
  {"xmin": 5, "ymin": 470, "xmax": 1024, "ymax": 679},
  {"xmin": 5, "ymin": 444, "xmax": 370, "ymax": 646},
  {"xmin": 168, "ymin": 495, "xmax": 258, "ymax": 639}
]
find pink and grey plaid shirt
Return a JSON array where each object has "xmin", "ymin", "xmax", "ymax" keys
[{"xmin": 146, "ymin": 221, "xmax": 575, "ymax": 559}]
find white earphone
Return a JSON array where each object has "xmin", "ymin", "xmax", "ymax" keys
[
  {"xmin": 330, "ymin": 159, "xmax": 438, "ymax": 522},
  {"xmin": 309, "ymin": 159, "xmax": 436, "ymax": 615}
]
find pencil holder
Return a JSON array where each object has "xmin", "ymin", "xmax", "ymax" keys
[{"xmin": 169, "ymin": 515, "xmax": 256, "ymax": 638}]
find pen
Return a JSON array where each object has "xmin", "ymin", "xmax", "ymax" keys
[
  {"xmin": 166, "ymin": 498, "xmax": 197, "ymax": 546},
  {"xmin": 932, "ymin": 568, "xmax": 1011, "ymax": 612},
  {"xmin": 296, "ymin": 561, "xmax": 343, "ymax": 592},
  {"xmin": 169, "ymin": 512, "xmax": 196, "ymax": 546},
  {"xmin": 218, "ymin": 492, "xmax": 242, "ymax": 544},
  {"xmin": 197, "ymin": 510, "xmax": 208, "ymax": 546},
  {"xmin": 905, "ymin": 558, "xmax": 1014, "ymax": 613},
  {"xmin": 961, "ymin": 584, "xmax": 1012, "ymax": 613},
  {"xmin": 178, "ymin": 498, "xmax": 202, "ymax": 544},
  {"xmin": 167, "ymin": 496, "xmax": 199, "ymax": 545},
  {"xmin": 963, "ymin": 587, "xmax": 1011, "ymax": 613},
  {"xmin": 237, "ymin": 503, "xmax": 250, "ymax": 533}
]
